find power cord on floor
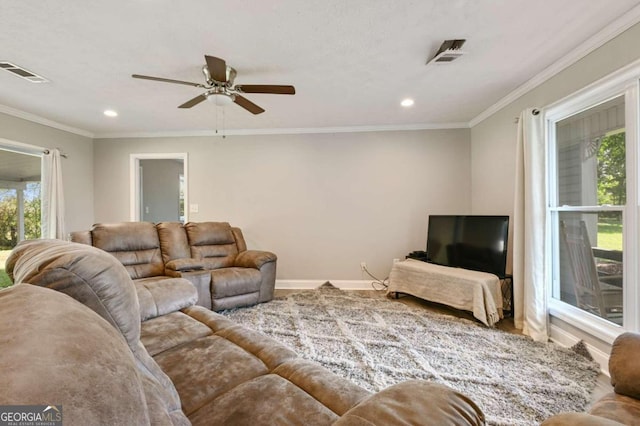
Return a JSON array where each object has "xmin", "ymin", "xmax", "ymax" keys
[{"xmin": 362, "ymin": 265, "xmax": 389, "ymax": 291}]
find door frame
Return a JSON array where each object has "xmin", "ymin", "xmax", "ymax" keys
[{"xmin": 129, "ymin": 153, "xmax": 188, "ymax": 222}]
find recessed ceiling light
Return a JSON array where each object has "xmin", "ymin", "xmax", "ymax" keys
[
  {"xmin": 401, "ymin": 98, "xmax": 414, "ymax": 107},
  {"xmin": 103, "ymin": 109, "xmax": 118, "ymax": 117}
]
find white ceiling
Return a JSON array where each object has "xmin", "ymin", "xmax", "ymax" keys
[{"xmin": 1, "ymin": 0, "xmax": 640, "ymax": 138}]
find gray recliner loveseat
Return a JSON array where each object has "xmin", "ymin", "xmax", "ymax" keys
[{"xmin": 71, "ymin": 221, "xmax": 276, "ymax": 312}]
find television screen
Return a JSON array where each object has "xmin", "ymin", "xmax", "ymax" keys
[{"xmin": 426, "ymin": 215, "xmax": 509, "ymax": 278}]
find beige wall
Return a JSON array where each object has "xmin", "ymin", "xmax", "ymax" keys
[
  {"xmin": 471, "ymin": 22, "xmax": 640, "ymax": 276},
  {"xmin": 0, "ymin": 113, "xmax": 94, "ymax": 234},
  {"xmin": 471, "ymin": 22, "xmax": 640, "ymax": 216},
  {"xmin": 470, "ymin": 23, "xmax": 640, "ymax": 355},
  {"xmin": 94, "ymin": 129, "xmax": 471, "ymax": 280}
]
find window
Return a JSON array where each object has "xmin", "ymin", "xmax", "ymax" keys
[
  {"xmin": 546, "ymin": 66, "xmax": 639, "ymax": 341},
  {"xmin": 0, "ymin": 146, "xmax": 42, "ymax": 289}
]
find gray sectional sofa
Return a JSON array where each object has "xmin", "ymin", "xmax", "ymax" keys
[
  {"xmin": 71, "ymin": 221, "xmax": 277, "ymax": 311},
  {"xmin": 1, "ymin": 239, "xmax": 486, "ymax": 425}
]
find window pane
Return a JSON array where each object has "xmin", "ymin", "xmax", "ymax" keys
[
  {"xmin": 557, "ymin": 211, "xmax": 623, "ymax": 326},
  {"xmin": 556, "ymin": 96, "xmax": 625, "ymax": 207}
]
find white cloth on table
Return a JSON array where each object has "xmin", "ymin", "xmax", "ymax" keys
[{"xmin": 388, "ymin": 259, "xmax": 503, "ymax": 327}]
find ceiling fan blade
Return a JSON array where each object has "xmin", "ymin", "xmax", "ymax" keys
[
  {"xmin": 205, "ymin": 55, "xmax": 227, "ymax": 83},
  {"xmin": 132, "ymin": 74, "xmax": 203, "ymax": 88},
  {"xmin": 233, "ymin": 95, "xmax": 265, "ymax": 114},
  {"xmin": 178, "ymin": 94, "xmax": 207, "ymax": 109},
  {"xmin": 235, "ymin": 85, "xmax": 296, "ymax": 95}
]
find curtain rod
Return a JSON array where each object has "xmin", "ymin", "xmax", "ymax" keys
[{"xmin": 43, "ymin": 149, "xmax": 68, "ymax": 158}]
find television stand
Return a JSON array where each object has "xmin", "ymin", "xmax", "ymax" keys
[{"xmin": 388, "ymin": 259, "xmax": 504, "ymax": 327}]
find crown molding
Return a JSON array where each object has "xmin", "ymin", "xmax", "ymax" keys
[
  {"xmin": 0, "ymin": 104, "xmax": 94, "ymax": 138},
  {"xmin": 93, "ymin": 122, "xmax": 470, "ymax": 139},
  {"xmin": 469, "ymin": 4, "xmax": 640, "ymax": 128},
  {"xmin": 0, "ymin": 101, "xmax": 467, "ymax": 140},
  {"xmin": 0, "ymin": 100, "xmax": 467, "ymax": 140}
]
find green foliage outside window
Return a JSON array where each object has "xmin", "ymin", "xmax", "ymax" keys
[
  {"xmin": 597, "ymin": 132, "xmax": 626, "ymax": 206},
  {"xmin": 0, "ymin": 182, "xmax": 41, "ymax": 289},
  {"xmin": 0, "ymin": 182, "xmax": 41, "ymax": 250},
  {"xmin": 596, "ymin": 131, "xmax": 625, "ymax": 251}
]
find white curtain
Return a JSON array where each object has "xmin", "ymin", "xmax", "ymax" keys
[
  {"xmin": 513, "ymin": 108, "xmax": 548, "ymax": 342},
  {"xmin": 41, "ymin": 148, "xmax": 66, "ymax": 239}
]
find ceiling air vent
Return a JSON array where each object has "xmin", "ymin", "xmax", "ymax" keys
[
  {"xmin": 426, "ymin": 39, "xmax": 466, "ymax": 65},
  {"xmin": 0, "ymin": 61, "xmax": 49, "ymax": 83}
]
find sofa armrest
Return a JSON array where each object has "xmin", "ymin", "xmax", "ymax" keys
[
  {"xmin": 235, "ymin": 250, "xmax": 277, "ymax": 269},
  {"xmin": 541, "ymin": 412, "xmax": 625, "ymax": 425},
  {"xmin": 165, "ymin": 258, "xmax": 205, "ymax": 272},
  {"xmin": 610, "ymin": 332, "xmax": 640, "ymax": 399},
  {"xmin": 135, "ymin": 277, "xmax": 198, "ymax": 321},
  {"xmin": 165, "ymin": 269, "xmax": 212, "ymax": 310},
  {"xmin": 333, "ymin": 381, "xmax": 485, "ymax": 426}
]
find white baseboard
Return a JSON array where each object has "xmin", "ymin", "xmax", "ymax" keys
[
  {"xmin": 275, "ymin": 279, "xmax": 375, "ymax": 290},
  {"xmin": 549, "ymin": 324, "xmax": 610, "ymax": 376}
]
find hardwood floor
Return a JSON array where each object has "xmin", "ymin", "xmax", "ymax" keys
[{"xmin": 274, "ymin": 288, "xmax": 610, "ymax": 406}]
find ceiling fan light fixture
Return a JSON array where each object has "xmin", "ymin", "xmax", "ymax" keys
[
  {"xmin": 132, "ymin": 54, "xmax": 295, "ymax": 114},
  {"xmin": 206, "ymin": 92, "xmax": 234, "ymax": 106}
]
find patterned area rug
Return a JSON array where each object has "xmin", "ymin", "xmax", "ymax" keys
[{"xmin": 221, "ymin": 285, "xmax": 600, "ymax": 425}]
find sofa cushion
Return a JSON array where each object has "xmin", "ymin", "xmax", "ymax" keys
[
  {"xmin": 142, "ymin": 311, "xmax": 213, "ymax": 356},
  {"xmin": 185, "ymin": 222, "xmax": 239, "ymax": 269},
  {"xmin": 188, "ymin": 375, "xmax": 340, "ymax": 426},
  {"xmin": 186, "ymin": 221, "xmax": 235, "ymax": 245},
  {"xmin": 157, "ymin": 221, "xmax": 192, "ymax": 263},
  {"xmin": 92, "ymin": 222, "xmax": 165, "ymax": 279},
  {"xmin": 7, "ymin": 239, "xmax": 141, "ymax": 347},
  {"xmin": 271, "ymin": 359, "xmax": 370, "ymax": 416},
  {"xmin": 156, "ymin": 334, "xmax": 273, "ymax": 416},
  {"xmin": 211, "ymin": 267, "xmax": 262, "ymax": 298},
  {"xmin": 0, "ymin": 284, "xmax": 150, "ymax": 426},
  {"xmin": 212, "ymin": 293, "xmax": 260, "ymax": 311}
]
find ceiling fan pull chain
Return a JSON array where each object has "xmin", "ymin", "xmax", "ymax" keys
[{"xmin": 215, "ymin": 103, "xmax": 220, "ymax": 135}]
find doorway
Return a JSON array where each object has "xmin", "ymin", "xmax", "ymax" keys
[{"xmin": 130, "ymin": 153, "xmax": 188, "ymax": 223}]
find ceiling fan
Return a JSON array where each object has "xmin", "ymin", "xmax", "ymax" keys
[{"xmin": 132, "ymin": 55, "xmax": 295, "ymax": 115}]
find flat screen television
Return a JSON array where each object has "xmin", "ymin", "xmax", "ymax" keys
[{"xmin": 426, "ymin": 215, "xmax": 509, "ymax": 278}]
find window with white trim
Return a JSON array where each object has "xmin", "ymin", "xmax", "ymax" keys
[{"xmin": 546, "ymin": 66, "xmax": 639, "ymax": 342}]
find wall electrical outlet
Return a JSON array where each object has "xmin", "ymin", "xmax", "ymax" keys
[
  {"xmin": 189, "ymin": 203, "xmax": 199, "ymax": 213},
  {"xmin": 360, "ymin": 261, "xmax": 367, "ymax": 271}
]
